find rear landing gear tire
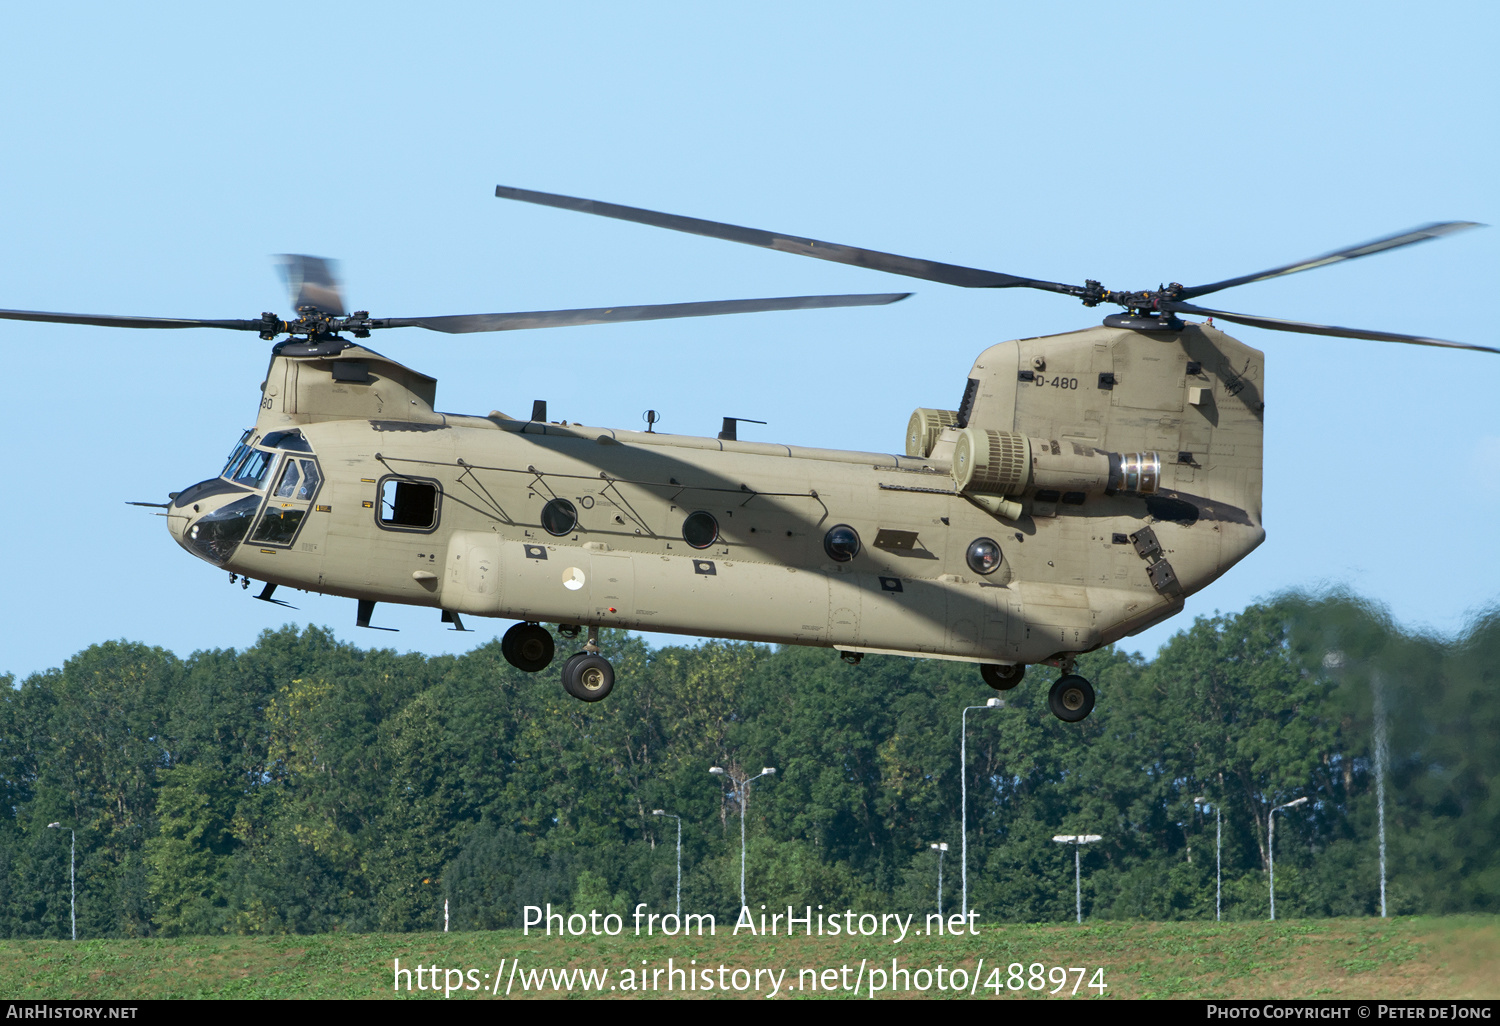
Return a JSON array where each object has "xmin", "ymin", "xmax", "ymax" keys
[
  {"xmin": 1048, "ymin": 674, "xmax": 1095, "ymax": 722},
  {"xmin": 561, "ymin": 652, "xmax": 615, "ymax": 702},
  {"xmin": 981, "ymin": 663, "xmax": 1025, "ymax": 691},
  {"xmin": 502, "ymin": 622, "xmax": 555, "ymax": 672}
]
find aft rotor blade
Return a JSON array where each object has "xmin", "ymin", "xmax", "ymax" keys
[
  {"xmin": 1168, "ymin": 301, "xmax": 1499, "ymax": 354},
  {"xmin": 1178, "ymin": 222, "xmax": 1483, "ymax": 301},
  {"xmin": 496, "ymin": 185, "xmax": 1082, "ymax": 295},
  {"xmin": 276, "ymin": 254, "xmax": 346, "ymax": 316},
  {"xmin": 0, "ymin": 309, "xmax": 261, "ymax": 330},
  {"xmin": 385, "ymin": 292, "xmax": 910, "ymax": 333}
]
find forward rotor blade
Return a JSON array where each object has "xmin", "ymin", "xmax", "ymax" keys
[
  {"xmin": 385, "ymin": 292, "xmax": 910, "ymax": 334},
  {"xmin": 1168, "ymin": 301, "xmax": 1499, "ymax": 354},
  {"xmin": 1178, "ymin": 222, "xmax": 1483, "ymax": 300},
  {"xmin": 276, "ymin": 254, "xmax": 346, "ymax": 316},
  {"xmin": 0, "ymin": 309, "xmax": 261, "ymax": 330},
  {"xmin": 496, "ymin": 185, "xmax": 1081, "ymax": 295}
]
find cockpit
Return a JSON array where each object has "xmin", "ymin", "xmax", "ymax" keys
[{"xmin": 171, "ymin": 429, "xmax": 323, "ymax": 566}]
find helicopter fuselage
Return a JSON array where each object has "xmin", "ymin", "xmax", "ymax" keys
[{"xmin": 167, "ymin": 319, "xmax": 1265, "ymax": 668}]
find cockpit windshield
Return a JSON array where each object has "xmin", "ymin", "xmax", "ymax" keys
[
  {"xmin": 219, "ymin": 430, "xmax": 316, "ymax": 490},
  {"xmin": 221, "ymin": 430, "xmax": 253, "ymax": 476},
  {"xmin": 231, "ymin": 449, "xmax": 274, "ymax": 487}
]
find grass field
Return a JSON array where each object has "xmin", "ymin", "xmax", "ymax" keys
[{"xmin": 1, "ymin": 916, "xmax": 1494, "ymax": 1000}]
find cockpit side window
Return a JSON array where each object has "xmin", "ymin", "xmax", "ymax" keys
[
  {"xmin": 248, "ymin": 453, "xmax": 323, "ymax": 548},
  {"xmin": 295, "ymin": 460, "xmax": 321, "ymax": 500},
  {"xmin": 274, "ymin": 461, "xmax": 301, "ymax": 499}
]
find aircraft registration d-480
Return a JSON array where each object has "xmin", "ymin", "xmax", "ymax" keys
[{"xmin": 4, "ymin": 188, "xmax": 1491, "ymax": 720}]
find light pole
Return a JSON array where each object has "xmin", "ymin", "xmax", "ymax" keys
[
  {"xmin": 709, "ymin": 765, "xmax": 775, "ymax": 911},
  {"xmin": 1193, "ymin": 796, "xmax": 1220, "ymax": 921},
  {"xmin": 46, "ymin": 822, "xmax": 75, "ymax": 941},
  {"xmin": 651, "ymin": 810, "xmax": 683, "ymax": 919},
  {"xmin": 961, "ymin": 697, "xmax": 1004, "ymax": 920},
  {"xmin": 930, "ymin": 843, "xmax": 948, "ymax": 916},
  {"xmin": 1051, "ymin": 834, "xmax": 1102, "ymax": 923},
  {"xmin": 1372, "ymin": 669, "xmax": 1389, "ymax": 919},
  {"xmin": 1328, "ymin": 649, "xmax": 1389, "ymax": 918},
  {"xmin": 1268, "ymin": 796, "xmax": 1308, "ymax": 921}
]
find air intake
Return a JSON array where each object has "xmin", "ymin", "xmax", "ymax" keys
[{"xmin": 905, "ymin": 408, "xmax": 960, "ymax": 458}]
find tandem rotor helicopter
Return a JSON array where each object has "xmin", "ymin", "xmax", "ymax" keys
[{"xmin": 2, "ymin": 187, "xmax": 1492, "ymax": 721}]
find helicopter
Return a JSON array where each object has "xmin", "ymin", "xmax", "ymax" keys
[{"xmin": 1, "ymin": 189, "xmax": 1492, "ymax": 721}]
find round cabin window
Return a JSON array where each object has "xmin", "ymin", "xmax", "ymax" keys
[
  {"xmin": 682, "ymin": 511, "xmax": 719, "ymax": 549},
  {"xmin": 966, "ymin": 537, "xmax": 1003, "ymax": 575},
  {"xmin": 823, "ymin": 524, "xmax": 861, "ymax": 563},
  {"xmin": 540, "ymin": 497, "xmax": 579, "ymax": 536}
]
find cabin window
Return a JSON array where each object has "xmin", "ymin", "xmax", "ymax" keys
[
  {"xmin": 966, "ymin": 537, "xmax": 1003, "ymax": 575},
  {"xmin": 540, "ymin": 497, "xmax": 578, "ymax": 536},
  {"xmin": 378, "ymin": 477, "xmax": 441, "ymax": 532},
  {"xmin": 823, "ymin": 524, "xmax": 861, "ymax": 563},
  {"xmin": 682, "ymin": 511, "xmax": 719, "ymax": 549}
]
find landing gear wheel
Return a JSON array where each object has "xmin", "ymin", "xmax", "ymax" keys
[
  {"xmin": 561, "ymin": 652, "xmax": 615, "ymax": 702},
  {"xmin": 1047, "ymin": 674, "xmax": 1095, "ymax": 722},
  {"xmin": 501, "ymin": 622, "xmax": 555, "ymax": 672},
  {"xmin": 981, "ymin": 663, "xmax": 1025, "ymax": 691}
]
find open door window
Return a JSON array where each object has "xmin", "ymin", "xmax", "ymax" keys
[{"xmin": 376, "ymin": 476, "xmax": 441, "ymax": 533}]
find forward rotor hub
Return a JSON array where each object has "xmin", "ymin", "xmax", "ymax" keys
[{"xmin": 258, "ymin": 309, "xmax": 376, "ymax": 342}]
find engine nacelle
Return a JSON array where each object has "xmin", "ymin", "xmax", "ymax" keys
[{"xmin": 951, "ymin": 426, "xmax": 1160, "ymax": 501}]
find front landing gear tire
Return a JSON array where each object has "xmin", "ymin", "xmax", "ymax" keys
[
  {"xmin": 502, "ymin": 622, "xmax": 555, "ymax": 672},
  {"xmin": 1048, "ymin": 674, "xmax": 1095, "ymax": 722},
  {"xmin": 981, "ymin": 663, "xmax": 1025, "ymax": 691},
  {"xmin": 561, "ymin": 652, "xmax": 615, "ymax": 702}
]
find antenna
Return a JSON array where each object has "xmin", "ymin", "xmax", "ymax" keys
[{"xmin": 718, "ymin": 416, "xmax": 767, "ymax": 441}]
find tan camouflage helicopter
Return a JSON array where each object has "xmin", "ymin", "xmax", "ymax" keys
[{"xmin": 2, "ymin": 188, "xmax": 1491, "ymax": 720}]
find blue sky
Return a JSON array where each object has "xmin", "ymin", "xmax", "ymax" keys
[{"xmin": 2, "ymin": 1, "xmax": 1496, "ymax": 679}]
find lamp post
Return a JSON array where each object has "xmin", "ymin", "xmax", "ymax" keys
[
  {"xmin": 1051, "ymin": 834, "xmax": 1102, "ymax": 923},
  {"xmin": 710, "ymin": 765, "xmax": 775, "ymax": 911},
  {"xmin": 1372, "ymin": 669, "xmax": 1389, "ymax": 919},
  {"xmin": 930, "ymin": 843, "xmax": 948, "ymax": 916},
  {"xmin": 1193, "ymin": 796, "xmax": 1220, "ymax": 921},
  {"xmin": 1268, "ymin": 796, "xmax": 1308, "ymax": 921},
  {"xmin": 1327, "ymin": 649, "xmax": 1389, "ymax": 918},
  {"xmin": 961, "ymin": 697, "xmax": 1004, "ymax": 920},
  {"xmin": 46, "ymin": 822, "xmax": 75, "ymax": 941},
  {"xmin": 651, "ymin": 810, "xmax": 683, "ymax": 919}
]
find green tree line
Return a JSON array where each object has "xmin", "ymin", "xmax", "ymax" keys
[{"xmin": 0, "ymin": 593, "xmax": 1496, "ymax": 938}]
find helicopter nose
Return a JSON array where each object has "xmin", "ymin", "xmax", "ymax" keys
[
  {"xmin": 170, "ymin": 480, "xmax": 262, "ymax": 567},
  {"xmin": 166, "ymin": 505, "xmax": 189, "ymax": 544}
]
